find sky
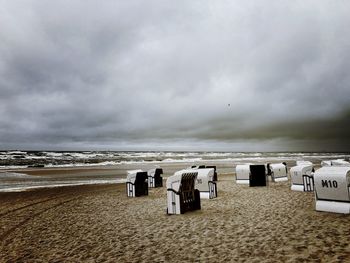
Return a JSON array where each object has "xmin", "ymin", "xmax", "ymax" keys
[{"xmin": 0, "ymin": 1, "xmax": 350, "ymax": 152}]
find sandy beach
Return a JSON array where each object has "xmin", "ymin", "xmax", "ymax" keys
[{"xmin": 1, "ymin": 164, "xmax": 350, "ymax": 262}]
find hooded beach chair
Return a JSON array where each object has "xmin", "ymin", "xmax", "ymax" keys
[
  {"xmin": 249, "ymin": 165, "xmax": 267, "ymax": 187},
  {"xmin": 194, "ymin": 168, "xmax": 217, "ymax": 199},
  {"xmin": 126, "ymin": 170, "xmax": 148, "ymax": 197},
  {"xmin": 290, "ymin": 164, "xmax": 314, "ymax": 192},
  {"xmin": 166, "ymin": 170, "xmax": 201, "ymax": 214},
  {"xmin": 269, "ymin": 163, "xmax": 288, "ymax": 182},
  {"xmin": 321, "ymin": 160, "xmax": 332, "ymax": 167},
  {"xmin": 321, "ymin": 159, "xmax": 350, "ymax": 167},
  {"xmin": 147, "ymin": 168, "xmax": 163, "ymax": 188},
  {"xmin": 191, "ymin": 165, "xmax": 206, "ymax": 169},
  {"xmin": 192, "ymin": 165, "xmax": 218, "ymax": 181},
  {"xmin": 314, "ymin": 166, "xmax": 350, "ymax": 214},
  {"xmin": 330, "ymin": 159, "xmax": 350, "ymax": 166},
  {"xmin": 296, "ymin": 160, "xmax": 313, "ymax": 166},
  {"xmin": 204, "ymin": 166, "xmax": 218, "ymax": 181},
  {"xmin": 235, "ymin": 164, "xmax": 251, "ymax": 184}
]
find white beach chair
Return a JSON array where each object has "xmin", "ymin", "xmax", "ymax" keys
[
  {"xmin": 314, "ymin": 166, "xmax": 350, "ymax": 214},
  {"xmin": 331, "ymin": 159, "xmax": 350, "ymax": 166},
  {"xmin": 191, "ymin": 165, "xmax": 218, "ymax": 181},
  {"xmin": 290, "ymin": 164, "xmax": 314, "ymax": 191},
  {"xmin": 269, "ymin": 163, "xmax": 288, "ymax": 182},
  {"xmin": 166, "ymin": 170, "xmax": 201, "ymax": 215},
  {"xmin": 296, "ymin": 160, "xmax": 313, "ymax": 166},
  {"xmin": 235, "ymin": 164, "xmax": 251, "ymax": 184},
  {"xmin": 193, "ymin": 168, "xmax": 217, "ymax": 199},
  {"xmin": 205, "ymin": 165, "xmax": 218, "ymax": 181},
  {"xmin": 236, "ymin": 164, "xmax": 267, "ymax": 186},
  {"xmin": 321, "ymin": 160, "xmax": 332, "ymax": 167},
  {"xmin": 321, "ymin": 159, "xmax": 350, "ymax": 167},
  {"xmin": 126, "ymin": 170, "xmax": 148, "ymax": 197}
]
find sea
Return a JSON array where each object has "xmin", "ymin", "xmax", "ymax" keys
[{"xmin": 0, "ymin": 151, "xmax": 349, "ymax": 192}]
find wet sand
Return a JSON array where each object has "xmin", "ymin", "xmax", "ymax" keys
[{"xmin": 1, "ymin": 166, "xmax": 350, "ymax": 262}]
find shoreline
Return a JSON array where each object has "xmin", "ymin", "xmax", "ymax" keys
[
  {"xmin": 0, "ymin": 158, "xmax": 319, "ymax": 193},
  {"xmin": 0, "ymin": 161, "xmax": 232, "ymax": 193}
]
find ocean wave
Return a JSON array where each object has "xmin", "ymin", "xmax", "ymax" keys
[
  {"xmin": 1, "ymin": 151, "xmax": 349, "ymax": 169},
  {"xmin": 0, "ymin": 172, "xmax": 35, "ymax": 178},
  {"xmin": 0, "ymin": 179, "xmax": 125, "ymax": 192}
]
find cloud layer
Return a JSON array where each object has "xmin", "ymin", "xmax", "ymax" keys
[{"xmin": 1, "ymin": 1, "xmax": 350, "ymax": 151}]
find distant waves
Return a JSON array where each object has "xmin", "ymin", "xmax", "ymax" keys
[{"xmin": 0, "ymin": 151, "xmax": 349, "ymax": 169}]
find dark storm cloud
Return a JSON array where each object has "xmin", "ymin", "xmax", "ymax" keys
[{"xmin": 0, "ymin": 1, "xmax": 350, "ymax": 151}]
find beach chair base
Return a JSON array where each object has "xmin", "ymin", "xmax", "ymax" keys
[
  {"xmin": 274, "ymin": 177, "xmax": 288, "ymax": 182},
  {"xmin": 199, "ymin": 191, "xmax": 217, "ymax": 199},
  {"xmin": 316, "ymin": 200, "xmax": 350, "ymax": 214},
  {"xmin": 291, "ymin": 185, "xmax": 304, "ymax": 192},
  {"xmin": 200, "ymin": 192, "xmax": 210, "ymax": 199},
  {"xmin": 236, "ymin": 179, "xmax": 249, "ymax": 185}
]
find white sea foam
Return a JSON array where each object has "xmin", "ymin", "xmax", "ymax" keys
[
  {"xmin": 44, "ymin": 161, "xmax": 120, "ymax": 168},
  {"xmin": 0, "ymin": 172, "xmax": 35, "ymax": 178},
  {"xmin": 0, "ymin": 165, "xmax": 33, "ymax": 169},
  {"xmin": 1, "ymin": 151, "xmax": 350, "ymax": 169},
  {"xmin": 0, "ymin": 179, "xmax": 126, "ymax": 192}
]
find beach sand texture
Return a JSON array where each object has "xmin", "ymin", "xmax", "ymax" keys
[{"xmin": 1, "ymin": 173, "xmax": 350, "ymax": 262}]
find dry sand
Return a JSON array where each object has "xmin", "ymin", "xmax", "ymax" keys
[{"xmin": 1, "ymin": 171, "xmax": 350, "ymax": 262}]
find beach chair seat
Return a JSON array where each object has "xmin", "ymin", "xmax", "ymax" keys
[{"xmin": 314, "ymin": 167, "xmax": 350, "ymax": 214}]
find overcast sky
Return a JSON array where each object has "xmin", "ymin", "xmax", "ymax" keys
[{"xmin": 0, "ymin": 1, "xmax": 350, "ymax": 151}]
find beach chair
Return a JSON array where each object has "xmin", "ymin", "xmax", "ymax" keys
[
  {"xmin": 191, "ymin": 165, "xmax": 206, "ymax": 169},
  {"xmin": 166, "ymin": 170, "xmax": 201, "ymax": 214},
  {"xmin": 147, "ymin": 168, "xmax": 163, "ymax": 188},
  {"xmin": 126, "ymin": 170, "xmax": 148, "ymax": 197},
  {"xmin": 269, "ymin": 163, "xmax": 288, "ymax": 182},
  {"xmin": 192, "ymin": 165, "xmax": 218, "ymax": 181},
  {"xmin": 249, "ymin": 165, "xmax": 267, "ymax": 187},
  {"xmin": 266, "ymin": 163, "xmax": 272, "ymax": 176},
  {"xmin": 321, "ymin": 160, "xmax": 332, "ymax": 167},
  {"xmin": 330, "ymin": 159, "xmax": 350, "ymax": 166},
  {"xmin": 314, "ymin": 166, "xmax": 350, "ymax": 214},
  {"xmin": 303, "ymin": 174, "xmax": 314, "ymax": 192},
  {"xmin": 194, "ymin": 168, "xmax": 217, "ymax": 199},
  {"xmin": 205, "ymin": 165, "xmax": 218, "ymax": 181},
  {"xmin": 235, "ymin": 164, "xmax": 251, "ymax": 184},
  {"xmin": 290, "ymin": 164, "xmax": 314, "ymax": 191},
  {"xmin": 321, "ymin": 159, "xmax": 350, "ymax": 167},
  {"xmin": 296, "ymin": 160, "xmax": 313, "ymax": 166}
]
